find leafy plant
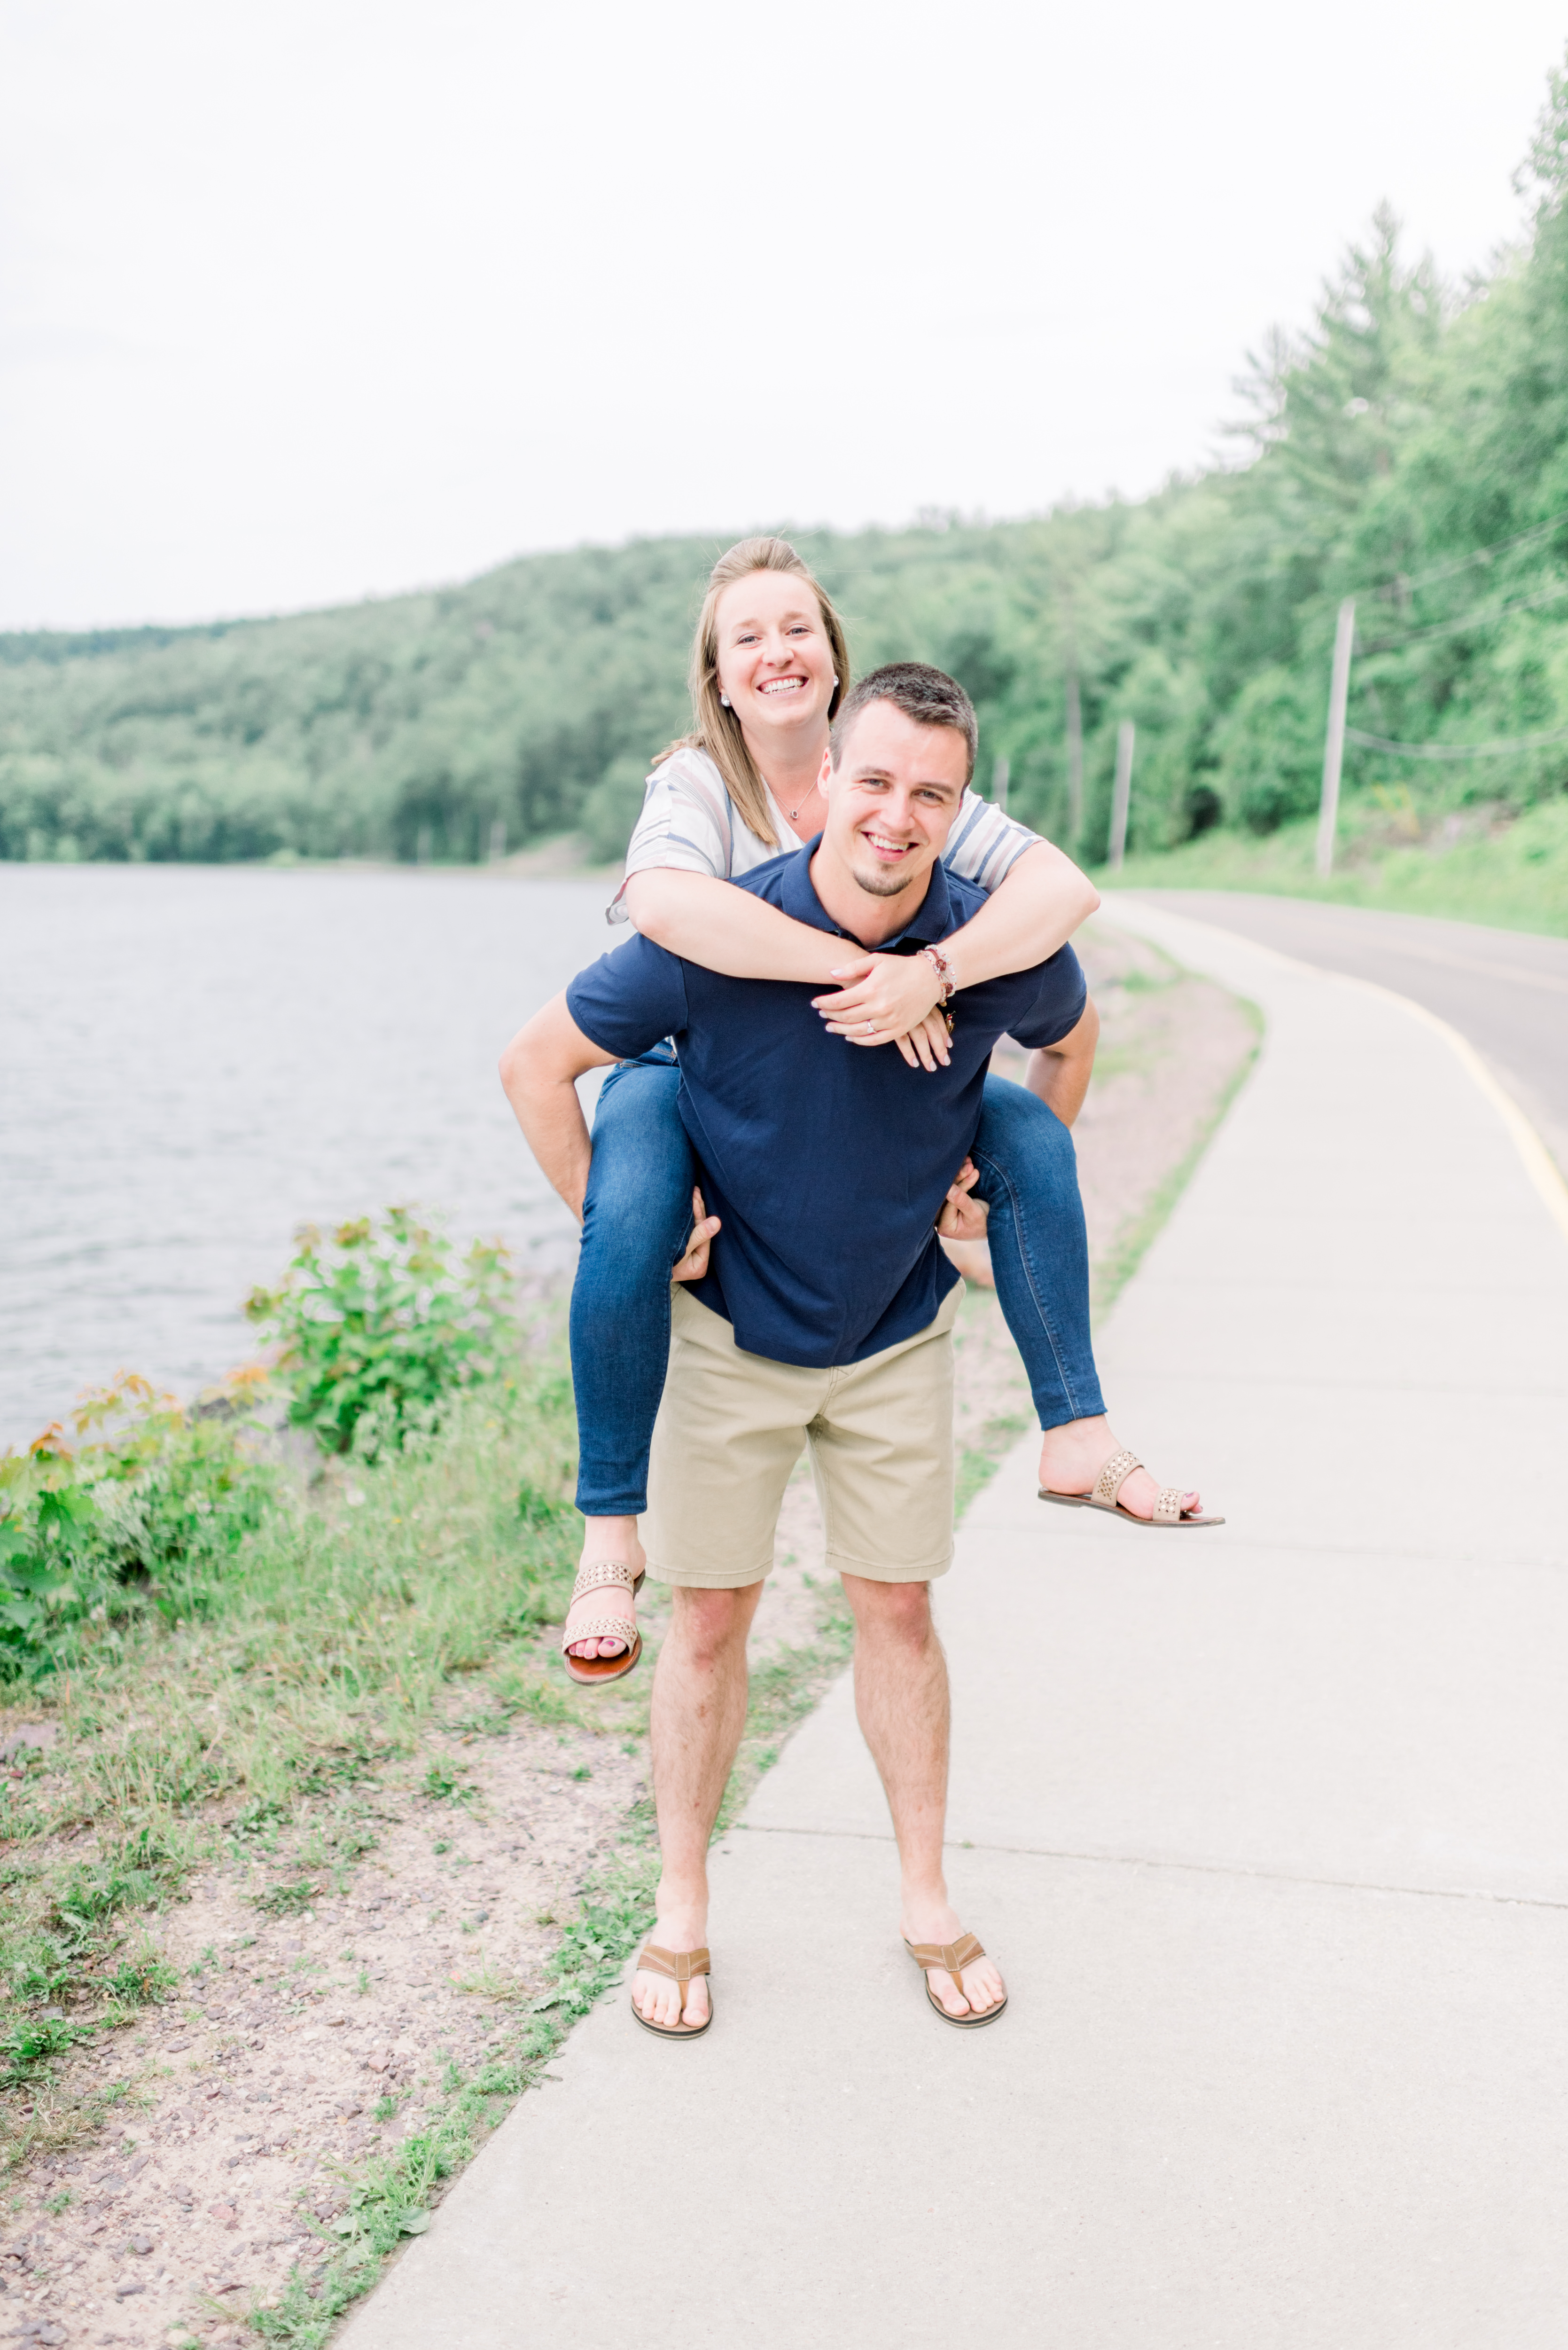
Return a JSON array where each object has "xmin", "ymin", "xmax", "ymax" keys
[
  {"xmin": 100, "ymin": 1953, "xmax": 179, "ymax": 2005},
  {"xmin": 253, "ymin": 1880, "xmax": 320, "ymax": 1917},
  {"xmin": 420, "ymin": 1760, "xmax": 475, "ymax": 1806},
  {"xmin": 0, "ymin": 1371, "xmax": 275, "ymax": 1678},
  {"xmin": 245, "ymin": 1211, "xmax": 518, "ymax": 1459},
  {"xmin": 2, "ymin": 2013, "xmax": 95, "ymax": 2089}
]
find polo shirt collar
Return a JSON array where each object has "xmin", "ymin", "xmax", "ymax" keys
[{"xmin": 778, "ymin": 838, "xmax": 955, "ymax": 950}]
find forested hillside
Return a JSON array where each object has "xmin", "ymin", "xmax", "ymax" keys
[{"xmin": 7, "ymin": 70, "xmax": 1568, "ymax": 878}]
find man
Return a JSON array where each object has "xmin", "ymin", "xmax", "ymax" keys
[{"xmin": 499, "ymin": 664, "xmax": 1096, "ymax": 2034}]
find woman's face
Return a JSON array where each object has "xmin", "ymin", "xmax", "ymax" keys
[{"xmin": 712, "ymin": 570, "xmax": 836, "ymax": 739}]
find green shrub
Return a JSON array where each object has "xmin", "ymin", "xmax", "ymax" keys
[
  {"xmin": 244, "ymin": 1209, "xmax": 517, "ymax": 1460},
  {"xmin": 0, "ymin": 1371, "xmax": 277, "ymax": 1679},
  {"xmin": 1213, "ymin": 665, "xmax": 1326, "ymax": 834}
]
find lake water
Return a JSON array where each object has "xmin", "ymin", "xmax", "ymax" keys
[{"xmin": 0, "ymin": 864, "xmax": 620, "ymax": 1449}]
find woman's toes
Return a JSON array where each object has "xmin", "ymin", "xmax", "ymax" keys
[{"xmin": 566, "ymin": 1620, "xmax": 631, "ymax": 1659}]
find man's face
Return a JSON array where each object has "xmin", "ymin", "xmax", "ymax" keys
[{"xmin": 817, "ymin": 700, "xmax": 968, "ymax": 903}]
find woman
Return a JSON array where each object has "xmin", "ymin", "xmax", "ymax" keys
[{"xmin": 561, "ymin": 537, "xmax": 1213, "ymax": 1678}]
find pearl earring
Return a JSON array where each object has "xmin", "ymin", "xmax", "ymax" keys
[
  {"xmin": 720, "ymin": 693, "xmax": 731, "ymax": 707},
  {"xmin": 832, "ymin": 676, "xmax": 839, "ymax": 688}
]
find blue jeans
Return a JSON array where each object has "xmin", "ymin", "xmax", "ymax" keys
[{"xmin": 570, "ymin": 1055, "xmax": 1106, "ymax": 1518}]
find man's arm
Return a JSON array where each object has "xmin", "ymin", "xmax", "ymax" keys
[
  {"xmin": 498, "ymin": 993, "xmax": 617, "ymax": 1222},
  {"xmin": 498, "ymin": 990, "xmax": 722, "ymax": 1277},
  {"xmin": 1023, "ymin": 997, "xmax": 1100, "ymax": 1130}
]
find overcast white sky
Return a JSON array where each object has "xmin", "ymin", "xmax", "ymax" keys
[{"xmin": 2, "ymin": 0, "xmax": 1564, "ymax": 632}]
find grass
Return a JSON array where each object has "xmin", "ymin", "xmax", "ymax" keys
[
  {"xmin": 0, "ymin": 1347, "xmax": 587, "ymax": 2162},
  {"xmin": 954, "ymin": 1412, "xmax": 1031, "ymax": 1519},
  {"xmin": 0, "ymin": 1308, "xmax": 896, "ymax": 2340},
  {"xmin": 1099, "ymin": 794, "xmax": 1568, "ymax": 936},
  {"xmin": 244, "ymin": 1840, "xmax": 659, "ymax": 2348},
  {"xmin": 1090, "ymin": 999, "xmax": 1265, "ymax": 1318}
]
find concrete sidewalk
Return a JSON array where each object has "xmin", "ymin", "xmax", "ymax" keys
[{"xmin": 339, "ymin": 903, "xmax": 1568, "ymax": 2350}]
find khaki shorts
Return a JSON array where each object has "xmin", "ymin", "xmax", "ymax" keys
[{"xmin": 642, "ymin": 1285, "xmax": 960, "ymax": 1589}]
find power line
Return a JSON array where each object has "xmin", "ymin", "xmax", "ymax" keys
[
  {"xmin": 1358, "ymin": 577, "xmax": 1568, "ymax": 653},
  {"xmin": 1362, "ymin": 507, "xmax": 1568, "ymax": 602},
  {"xmin": 1346, "ymin": 720, "xmax": 1568, "ymax": 761}
]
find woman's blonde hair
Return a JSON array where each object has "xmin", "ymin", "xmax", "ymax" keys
[{"xmin": 658, "ymin": 536, "xmax": 850, "ymax": 850}]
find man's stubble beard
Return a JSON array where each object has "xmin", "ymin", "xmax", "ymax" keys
[{"xmin": 846, "ymin": 849, "xmax": 930, "ymax": 903}]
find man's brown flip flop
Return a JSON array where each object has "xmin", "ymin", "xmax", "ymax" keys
[
  {"xmin": 904, "ymin": 1932, "xmax": 1007, "ymax": 2029},
  {"xmin": 1039, "ymin": 1446, "xmax": 1224, "ymax": 1528},
  {"xmin": 630, "ymin": 1943, "xmax": 712, "ymax": 2038}
]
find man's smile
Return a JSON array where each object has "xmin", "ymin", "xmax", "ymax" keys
[{"xmin": 858, "ymin": 824, "xmax": 920, "ymax": 863}]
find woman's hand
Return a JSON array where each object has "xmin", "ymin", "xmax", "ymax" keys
[
  {"xmin": 811, "ymin": 954, "xmax": 950, "ymax": 1067},
  {"xmin": 671, "ymin": 1187, "xmax": 721, "ymax": 1283}
]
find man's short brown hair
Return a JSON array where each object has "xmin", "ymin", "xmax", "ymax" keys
[{"xmin": 829, "ymin": 662, "xmax": 978, "ymax": 785}]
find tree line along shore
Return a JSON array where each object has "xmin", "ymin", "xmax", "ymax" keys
[{"xmin": 7, "ymin": 81, "xmax": 1568, "ymax": 934}]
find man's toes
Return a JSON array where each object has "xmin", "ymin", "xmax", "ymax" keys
[{"xmin": 966, "ymin": 1967, "xmax": 1004, "ymax": 2014}]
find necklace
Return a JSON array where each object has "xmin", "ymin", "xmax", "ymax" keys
[{"xmin": 785, "ymin": 782, "xmax": 820, "ymax": 826}]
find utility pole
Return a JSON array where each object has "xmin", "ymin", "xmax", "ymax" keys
[
  {"xmin": 1316, "ymin": 598, "xmax": 1356, "ymax": 879},
  {"xmin": 991, "ymin": 754, "xmax": 1010, "ymax": 813},
  {"xmin": 1107, "ymin": 720, "xmax": 1135, "ymax": 870},
  {"xmin": 1064, "ymin": 667, "xmax": 1083, "ymax": 846}
]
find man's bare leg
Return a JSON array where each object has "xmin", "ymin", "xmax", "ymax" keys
[
  {"xmin": 631, "ymin": 1581, "xmax": 764, "ymax": 2030},
  {"xmin": 841, "ymin": 1573, "xmax": 1005, "ymax": 2021},
  {"xmin": 1038, "ymin": 1416, "xmax": 1201, "ymax": 1520}
]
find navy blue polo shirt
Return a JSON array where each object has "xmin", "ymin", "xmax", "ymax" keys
[{"xmin": 566, "ymin": 842, "xmax": 1086, "ymax": 1369}]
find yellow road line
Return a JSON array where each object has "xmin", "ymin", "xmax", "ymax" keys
[{"xmin": 1330, "ymin": 971, "xmax": 1568, "ymax": 1252}]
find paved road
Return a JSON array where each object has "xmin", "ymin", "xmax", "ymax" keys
[
  {"xmin": 1129, "ymin": 891, "xmax": 1568, "ymax": 1174},
  {"xmin": 338, "ymin": 900, "xmax": 1568, "ymax": 2350}
]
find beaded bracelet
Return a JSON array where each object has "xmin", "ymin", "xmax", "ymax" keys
[{"xmin": 919, "ymin": 943, "xmax": 957, "ymax": 1002}]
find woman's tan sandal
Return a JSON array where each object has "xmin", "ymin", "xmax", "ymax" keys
[
  {"xmin": 904, "ymin": 1932, "xmax": 1007, "ymax": 2029},
  {"xmin": 560, "ymin": 1559, "xmax": 645, "ymax": 1686},
  {"xmin": 630, "ymin": 1943, "xmax": 712, "ymax": 2039},
  {"xmin": 1039, "ymin": 1447, "xmax": 1225, "ymax": 1528}
]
